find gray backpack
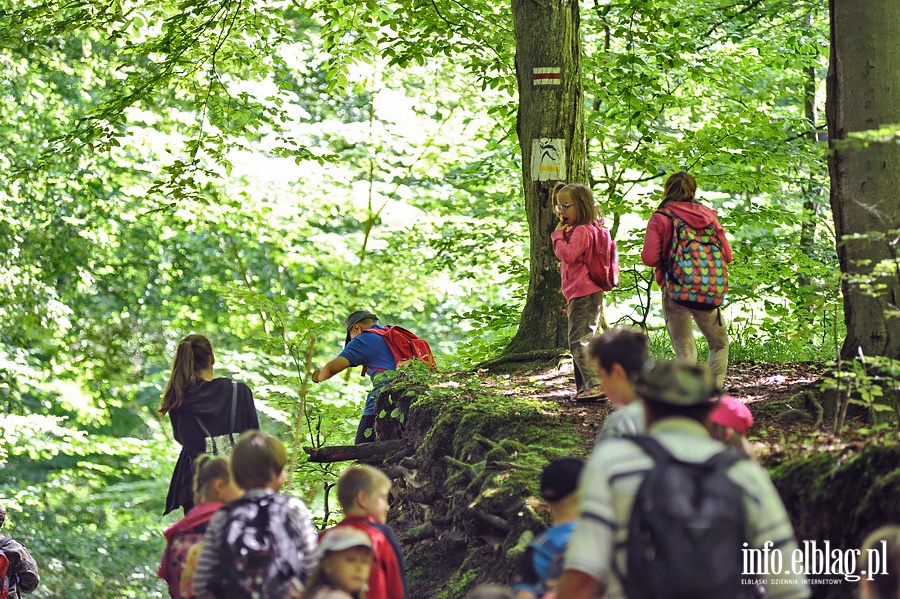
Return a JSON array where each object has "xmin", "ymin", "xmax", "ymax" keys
[{"xmin": 617, "ymin": 435, "xmax": 753, "ymax": 599}]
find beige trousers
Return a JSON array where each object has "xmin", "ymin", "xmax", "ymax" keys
[
  {"xmin": 662, "ymin": 292, "xmax": 729, "ymax": 389},
  {"xmin": 568, "ymin": 292, "xmax": 603, "ymax": 393}
]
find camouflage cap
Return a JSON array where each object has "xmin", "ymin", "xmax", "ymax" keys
[{"xmin": 634, "ymin": 360, "xmax": 717, "ymax": 406}]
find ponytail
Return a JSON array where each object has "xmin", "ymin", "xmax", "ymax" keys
[
  {"xmin": 658, "ymin": 171, "xmax": 698, "ymax": 208},
  {"xmin": 159, "ymin": 334, "xmax": 213, "ymax": 415},
  {"xmin": 191, "ymin": 454, "xmax": 233, "ymax": 505}
]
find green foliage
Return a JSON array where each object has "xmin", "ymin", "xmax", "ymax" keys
[
  {"xmin": 0, "ymin": 0, "xmax": 877, "ymax": 595},
  {"xmin": 1, "ymin": 388, "xmax": 173, "ymax": 598},
  {"xmin": 820, "ymin": 353, "xmax": 900, "ymax": 431},
  {"xmin": 841, "ymin": 228, "xmax": 900, "ymax": 321}
]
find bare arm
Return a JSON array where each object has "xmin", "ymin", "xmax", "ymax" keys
[
  {"xmin": 311, "ymin": 356, "xmax": 352, "ymax": 383},
  {"xmin": 555, "ymin": 569, "xmax": 606, "ymax": 599}
]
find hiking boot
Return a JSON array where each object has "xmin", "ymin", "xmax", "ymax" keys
[{"xmin": 575, "ymin": 385, "xmax": 607, "ymax": 402}]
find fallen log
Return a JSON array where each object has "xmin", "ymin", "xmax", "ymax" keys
[{"xmin": 303, "ymin": 440, "xmax": 407, "ymax": 463}]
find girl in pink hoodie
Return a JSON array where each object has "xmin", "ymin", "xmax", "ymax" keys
[
  {"xmin": 158, "ymin": 454, "xmax": 242, "ymax": 599},
  {"xmin": 641, "ymin": 171, "xmax": 733, "ymax": 389},
  {"xmin": 551, "ymin": 183, "xmax": 608, "ymax": 401}
]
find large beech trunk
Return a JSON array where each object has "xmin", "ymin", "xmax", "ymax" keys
[
  {"xmin": 826, "ymin": 0, "xmax": 900, "ymax": 360},
  {"xmin": 504, "ymin": 0, "xmax": 602, "ymax": 355}
]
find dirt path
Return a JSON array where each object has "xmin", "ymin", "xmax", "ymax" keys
[{"xmin": 485, "ymin": 358, "xmax": 852, "ymax": 453}]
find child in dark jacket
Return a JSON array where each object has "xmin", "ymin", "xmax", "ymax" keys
[
  {"xmin": 0, "ymin": 504, "xmax": 40, "ymax": 599},
  {"xmin": 159, "ymin": 334, "xmax": 259, "ymax": 516}
]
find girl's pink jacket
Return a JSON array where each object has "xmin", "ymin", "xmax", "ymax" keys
[
  {"xmin": 641, "ymin": 201, "xmax": 733, "ymax": 288},
  {"xmin": 551, "ymin": 224, "xmax": 603, "ymax": 302}
]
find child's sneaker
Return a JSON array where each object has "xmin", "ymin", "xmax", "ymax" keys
[{"xmin": 575, "ymin": 385, "xmax": 607, "ymax": 402}]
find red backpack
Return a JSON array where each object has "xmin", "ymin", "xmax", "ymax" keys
[
  {"xmin": 0, "ymin": 553, "xmax": 7, "ymax": 599},
  {"xmin": 362, "ymin": 326, "xmax": 436, "ymax": 375},
  {"xmin": 585, "ymin": 221, "xmax": 620, "ymax": 292},
  {"xmin": 0, "ymin": 536, "xmax": 12, "ymax": 599}
]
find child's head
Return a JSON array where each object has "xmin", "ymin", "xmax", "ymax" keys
[
  {"xmin": 192, "ymin": 454, "xmax": 242, "ymax": 505},
  {"xmin": 465, "ymin": 584, "xmax": 514, "ymax": 599},
  {"xmin": 540, "ymin": 456, "xmax": 584, "ymax": 521},
  {"xmin": 337, "ymin": 464, "xmax": 392, "ymax": 523},
  {"xmin": 160, "ymin": 334, "xmax": 214, "ymax": 415},
  {"xmin": 708, "ymin": 396, "xmax": 753, "ymax": 442},
  {"xmin": 860, "ymin": 525, "xmax": 900, "ymax": 599},
  {"xmin": 587, "ymin": 328, "xmax": 650, "ymax": 406},
  {"xmin": 230, "ymin": 430, "xmax": 288, "ymax": 491},
  {"xmin": 310, "ymin": 527, "xmax": 374, "ymax": 596},
  {"xmin": 552, "ymin": 182, "xmax": 600, "ymax": 227},
  {"xmin": 659, "ymin": 171, "xmax": 697, "ymax": 206}
]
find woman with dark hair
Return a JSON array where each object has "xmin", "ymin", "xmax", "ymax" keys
[
  {"xmin": 641, "ymin": 172, "xmax": 732, "ymax": 389},
  {"xmin": 159, "ymin": 334, "xmax": 259, "ymax": 515}
]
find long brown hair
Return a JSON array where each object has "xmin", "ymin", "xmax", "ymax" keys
[
  {"xmin": 552, "ymin": 182, "xmax": 601, "ymax": 225},
  {"xmin": 657, "ymin": 171, "xmax": 697, "ymax": 209},
  {"xmin": 159, "ymin": 334, "xmax": 213, "ymax": 415}
]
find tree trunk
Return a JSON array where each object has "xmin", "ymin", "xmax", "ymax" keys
[
  {"xmin": 799, "ymin": 62, "xmax": 820, "ymax": 262},
  {"xmin": 827, "ymin": 0, "xmax": 900, "ymax": 360},
  {"xmin": 505, "ymin": 0, "xmax": 593, "ymax": 355},
  {"xmin": 303, "ymin": 440, "xmax": 407, "ymax": 463}
]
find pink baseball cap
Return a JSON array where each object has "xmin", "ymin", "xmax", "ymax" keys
[{"xmin": 711, "ymin": 396, "xmax": 753, "ymax": 435}]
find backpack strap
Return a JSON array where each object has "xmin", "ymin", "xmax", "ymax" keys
[
  {"xmin": 191, "ymin": 381, "xmax": 239, "ymax": 455},
  {"xmin": 629, "ymin": 435, "xmax": 746, "ymax": 471},
  {"xmin": 626, "ymin": 435, "xmax": 676, "ymax": 465},
  {"xmin": 702, "ymin": 447, "xmax": 746, "ymax": 472},
  {"xmin": 356, "ymin": 327, "xmax": 391, "ymax": 377},
  {"xmin": 192, "ymin": 414, "xmax": 218, "ymax": 454}
]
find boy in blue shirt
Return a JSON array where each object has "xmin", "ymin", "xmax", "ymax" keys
[
  {"xmin": 312, "ymin": 310, "xmax": 397, "ymax": 444},
  {"xmin": 513, "ymin": 457, "xmax": 584, "ymax": 599}
]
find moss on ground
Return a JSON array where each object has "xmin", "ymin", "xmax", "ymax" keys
[{"xmin": 375, "ymin": 363, "xmax": 900, "ymax": 599}]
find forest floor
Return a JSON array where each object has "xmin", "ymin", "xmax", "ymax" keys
[
  {"xmin": 383, "ymin": 358, "xmax": 899, "ymax": 599},
  {"xmin": 480, "ymin": 358, "xmax": 893, "ymax": 458}
]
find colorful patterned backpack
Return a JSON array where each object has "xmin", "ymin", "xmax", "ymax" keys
[{"xmin": 658, "ymin": 207, "xmax": 728, "ymax": 310}]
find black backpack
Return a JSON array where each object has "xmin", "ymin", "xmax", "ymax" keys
[
  {"xmin": 213, "ymin": 493, "xmax": 306, "ymax": 599},
  {"xmin": 618, "ymin": 435, "xmax": 753, "ymax": 599}
]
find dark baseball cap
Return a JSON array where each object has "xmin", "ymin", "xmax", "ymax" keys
[
  {"xmin": 633, "ymin": 360, "xmax": 716, "ymax": 406},
  {"xmin": 540, "ymin": 457, "xmax": 584, "ymax": 502},
  {"xmin": 344, "ymin": 310, "xmax": 378, "ymax": 344}
]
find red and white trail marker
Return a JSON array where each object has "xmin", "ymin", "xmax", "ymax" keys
[{"xmin": 533, "ymin": 67, "xmax": 561, "ymax": 86}]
